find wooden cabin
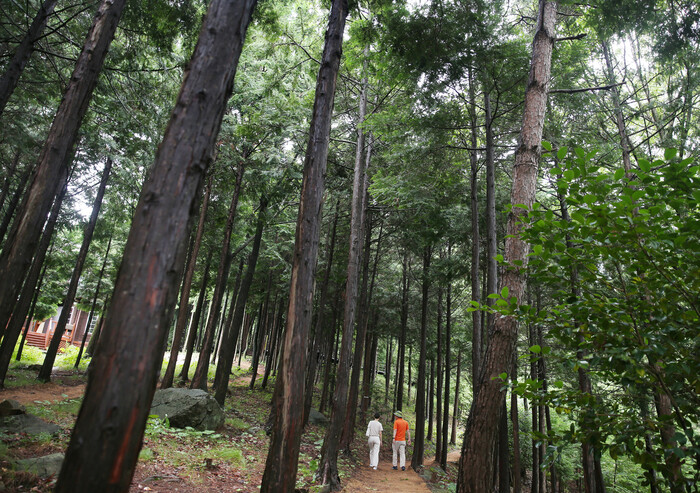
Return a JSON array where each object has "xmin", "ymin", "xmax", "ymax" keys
[{"xmin": 23, "ymin": 305, "xmax": 94, "ymax": 351}]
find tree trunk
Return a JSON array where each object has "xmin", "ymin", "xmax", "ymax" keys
[
  {"xmin": 468, "ymin": 64, "xmax": 482, "ymax": 395},
  {"xmin": 250, "ymin": 274, "xmax": 273, "ymax": 389},
  {"xmin": 385, "ymin": 336, "xmax": 392, "ymax": 405},
  {"xmin": 75, "ymin": 231, "xmax": 113, "ymax": 368},
  {"xmin": 339, "ymin": 196, "xmax": 372, "ymax": 452},
  {"xmin": 484, "ymin": 90, "xmax": 498, "ymax": 338},
  {"xmin": 55, "ymin": 2, "xmax": 257, "ymax": 487},
  {"xmin": 161, "ymin": 175, "xmax": 212, "ymax": 388},
  {"xmin": 529, "ymin": 313, "xmax": 540, "ymax": 493},
  {"xmin": 396, "ymin": 251, "xmax": 409, "ymax": 410},
  {"xmin": 38, "ymin": 159, "xmax": 111, "ymax": 382},
  {"xmin": 0, "ymin": 150, "xmax": 20, "ymax": 221},
  {"xmin": 314, "ymin": 9, "xmax": 368, "ymax": 479},
  {"xmin": 0, "ymin": 153, "xmax": 29, "ymax": 247},
  {"xmin": 0, "ymin": 0, "xmax": 128, "ymax": 338},
  {"xmin": 213, "ymin": 196, "xmax": 267, "ymax": 404},
  {"xmin": 0, "ymin": 183, "xmax": 66, "ymax": 386},
  {"xmin": 303, "ymin": 202, "xmax": 340, "ymax": 426},
  {"xmin": 339, "ymin": 134, "xmax": 373, "ymax": 450},
  {"xmin": 498, "ymin": 401, "xmax": 510, "ymax": 493},
  {"xmin": 180, "ymin": 251, "xmax": 213, "ymax": 382},
  {"xmin": 411, "ymin": 245, "xmax": 431, "ymax": 471},
  {"xmin": 261, "ymin": 0, "xmax": 348, "ymax": 489},
  {"xmin": 511, "ymin": 360, "xmax": 522, "ymax": 493},
  {"xmin": 191, "ymin": 164, "xmax": 245, "ymax": 390},
  {"xmin": 0, "ymin": 0, "xmax": 59, "ymax": 117},
  {"xmin": 436, "ymin": 285, "xmax": 444, "ymax": 463},
  {"xmin": 261, "ymin": 298, "xmax": 284, "ymax": 389},
  {"xmin": 457, "ymin": 2, "xmax": 556, "ymax": 491},
  {"xmin": 441, "ymin": 246, "xmax": 452, "ymax": 468},
  {"xmin": 451, "ymin": 349, "xmax": 461, "ymax": 445},
  {"xmin": 601, "ymin": 40, "xmax": 633, "ymax": 175}
]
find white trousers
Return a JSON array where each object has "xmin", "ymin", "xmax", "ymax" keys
[
  {"xmin": 368, "ymin": 436, "xmax": 381, "ymax": 467},
  {"xmin": 392, "ymin": 440, "xmax": 406, "ymax": 468}
]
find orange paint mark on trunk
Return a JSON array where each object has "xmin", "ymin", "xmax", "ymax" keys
[{"xmin": 110, "ymin": 406, "xmax": 139, "ymax": 484}]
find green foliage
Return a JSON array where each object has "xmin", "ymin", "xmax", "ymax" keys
[{"xmin": 520, "ymin": 147, "xmax": 699, "ymax": 488}]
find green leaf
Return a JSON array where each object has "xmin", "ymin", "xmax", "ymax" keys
[
  {"xmin": 501, "ymin": 286, "xmax": 509, "ymax": 298},
  {"xmin": 664, "ymin": 148, "xmax": 677, "ymax": 161},
  {"xmin": 614, "ymin": 168, "xmax": 625, "ymax": 180},
  {"xmin": 557, "ymin": 146, "xmax": 568, "ymax": 160},
  {"xmin": 564, "ymin": 169, "xmax": 575, "ymax": 181},
  {"xmin": 530, "ymin": 345, "xmax": 542, "ymax": 353},
  {"xmin": 542, "ymin": 141, "xmax": 552, "ymax": 151},
  {"xmin": 575, "ymin": 147, "xmax": 585, "ymax": 158},
  {"xmin": 639, "ymin": 159, "xmax": 651, "ymax": 173}
]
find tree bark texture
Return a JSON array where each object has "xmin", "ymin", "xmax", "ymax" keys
[
  {"xmin": 0, "ymin": 0, "xmax": 59, "ymax": 117},
  {"xmin": 411, "ymin": 245, "xmax": 431, "ymax": 471},
  {"xmin": 0, "ymin": 183, "xmax": 66, "ymax": 386},
  {"xmin": 485, "ymin": 91, "xmax": 498, "ymax": 335},
  {"xmin": 55, "ymin": 1, "xmax": 258, "ymax": 489},
  {"xmin": 39, "ymin": 158, "xmax": 111, "ymax": 382},
  {"xmin": 260, "ymin": 0, "xmax": 348, "ymax": 489},
  {"xmin": 0, "ymin": 0, "xmax": 127, "ymax": 339},
  {"xmin": 161, "ymin": 175, "xmax": 212, "ymax": 388},
  {"xmin": 457, "ymin": 2, "xmax": 556, "ymax": 491},
  {"xmin": 191, "ymin": 165, "xmax": 246, "ymax": 390}
]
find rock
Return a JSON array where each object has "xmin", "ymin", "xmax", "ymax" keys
[
  {"xmin": 16, "ymin": 453, "xmax": 64, "ymax": 478},
  {"xmin": 150, "ymin": 388, "xmax": 224, "ymax": 431},
  {"xmin": 0, "ymin": 399, "xmax": 26, "ymax": 417},
  {"xmin": 307, "ymin": 408, "xmax": 329, "ymax": 426},
  {"xmin": 0, "ymin": 414, "xmax": 60, "ymax": 435}
]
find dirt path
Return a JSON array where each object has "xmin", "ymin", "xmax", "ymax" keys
[
  {"xmin": 0, "ymin": 381, "xmax": 85, "ymax": 405},
  {"xmin": 341, "ymin": 445, "xmax": 432, "ymax": 493}
]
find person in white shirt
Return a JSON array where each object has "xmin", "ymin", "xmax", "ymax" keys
[{"xmin": 366, "ymin": 413, "xmax": 383, "ymax": 470}]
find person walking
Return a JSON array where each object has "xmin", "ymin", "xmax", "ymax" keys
[
  {"xmin": 366, "ymin": 412, "xmax": 383, "ymax": 470},
  {"xmin": 392, "ymin": 410, "xmax": 411, "ymax": 470}
]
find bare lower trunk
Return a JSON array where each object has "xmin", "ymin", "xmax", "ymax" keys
[
  {"xmin": 457, "ymin": 3, "xmax": 556, "ymax": 491},
  {"xmin": 260, "ymin": 0, "xmax": 347, "ymax": 489},
  {"xmin": 411, "ymin": 246, "xmax": 431, "ymax": 471},
  {"xmin": 55, "ymin": 2, "xmax": 257, "ymax": 489}
]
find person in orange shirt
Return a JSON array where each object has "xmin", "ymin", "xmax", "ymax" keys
[{"xmin": 392, "ymin": 410, "xmax": 411, "ymax": 470}]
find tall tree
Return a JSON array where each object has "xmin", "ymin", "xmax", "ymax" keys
[
  {"xmin": 39, "ymin": 158, "xmax": 111, "ymax": 382},
  {"xmin": 161, "ymin": 175, "xmax": 212, "ymax": 389},
  {"xmin": 457, "ymin": 2, "xmax": 557, "ymax": 491},
  {"xmin": 0, "ymin": 0, "xmax": 127, "ymax": 336},
  {"xmin": 0, "ymin": 0, "xmax": 59, "ymax": 117},
  {"xmin": 411, "ymin": 245, "xmax": 431, "ymax": 470},
  {"xmin": 0, "ymin": 182, "xmax": 67, "ymax": 387},
  {"xmin": 261, "ymin": 0, "xmax": 349, "ymax": 489},
  {"xmin": 191, "ymin": 163, "xmax": 245, "ymax": 391},
  {"xmin": 55, "ymin": 1, "xmax": 258, "ymax": 489}
]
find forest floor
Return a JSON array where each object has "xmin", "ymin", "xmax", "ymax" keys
[{"xmin": 0, "ymin": 362, "xmax": 460, "ymax": 492}]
